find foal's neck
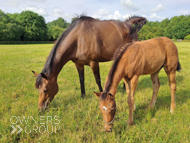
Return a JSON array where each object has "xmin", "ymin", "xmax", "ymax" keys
[{"xmin": 104, "ymin": 66, "xmax": 124, "ymax": 96}]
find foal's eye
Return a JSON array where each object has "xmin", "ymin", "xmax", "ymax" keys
[{"xmin": 44, "ymin": 89, "xmax": 48, "ymax": 93}]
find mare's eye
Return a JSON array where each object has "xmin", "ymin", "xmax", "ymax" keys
[{"xmin": 44, "ymin": 89, "xmax": 48, "ymax": 93}]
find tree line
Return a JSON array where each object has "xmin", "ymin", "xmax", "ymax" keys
[
  {"xmin": 0, "ymin": 10, "xmax": 69, "ymax": 41},
  {"xmin": 0, "ymin": 9, "xmax": 190, "ymax": 41},
  {"xmin": 138, "ymin": 15, "xmax": 190, "ymax": 40}
]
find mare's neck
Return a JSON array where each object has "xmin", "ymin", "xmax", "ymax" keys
[{"xmin": 49, "ymin": 44, "xmax": 74, "ymax": 78}]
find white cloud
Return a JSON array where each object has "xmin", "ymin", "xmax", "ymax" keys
[
  {"xmin": 92, "ymin": 9, "xmax": 111, "ymax": 19},
  {"xmin": 31, "ymin": 0, "xmax": 46, "ymax": 2},
  {"xmin": 51, "ymin": 8, "xmax": 73, "ymax": 22},
  {"xmin": 151, "ymin": 4, "xmax": 165, "ymax": 13},
  {"xmin": 179, "ymin": 10, "xmax": 189, "ymax": 15},
  {"xmin": 92, "ymin": 10, "xmax": 132, "ymax": 21},
  {"xmin": 51, "ymin": 8, "xmax": 63, "ymax": 17},
  {"xmin": 107, "ymin": 11, "xmax": 132, "ymax": 20},
  {"xmin": 23, "ymin": 7, "xmax": 47, "ymax": 16},
  {"xmin": 148, "ymin": 13, "xmax": 165, "ymax": 20},
  {"xmin": 3, "ymin": 0, "xmax": 19, "ymax": 7},
  {"xmin": 121, "ymin": 0, "xmax": 140, "ymax": 11}
]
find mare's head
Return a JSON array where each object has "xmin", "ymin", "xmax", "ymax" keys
[
  {"xmin": 32, "ymin": 71, "xmax": 58, "ymax": 111},
  {"xmin": 94, "ymin": 92, "xmax": 116, "ymax": 132},
  {"xmin": 125, "ymin": 16, "xmax": 147, "ymax": 42}
]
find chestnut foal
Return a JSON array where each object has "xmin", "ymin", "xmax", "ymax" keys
[{"xmin": 94, "ymin": 37, "xmax": 181, "ymax": 132}]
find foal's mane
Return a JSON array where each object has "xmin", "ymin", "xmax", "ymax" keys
[
  {"xmin": 100, "ymin": 43, "xmax": 132, "ymax": 100},
  {"xmin": 35, "ymin": 15, "xmax": 94, "ymax": 88}
]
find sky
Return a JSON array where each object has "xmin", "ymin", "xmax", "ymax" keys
[{"xmin": 0, "ymin": 0, "xmax": 190, "ymax": 23}]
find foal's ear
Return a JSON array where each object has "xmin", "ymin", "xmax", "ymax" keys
[
  {"xmin": 41, "ymin": 73, "xmax": 48, "ymax": 80},
  {"xmin": 93, "ymin": 91, "xmax": 102, "ymax": 97},
  {"xmin": 32, "ymin": 71, "xmax": 39, "ymax": 76}
]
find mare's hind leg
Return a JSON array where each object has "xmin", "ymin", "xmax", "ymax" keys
[
  {"xmin": 149, "ymin": 71, "xmax": 160, "ymax": 110},
  {"xmin": 165, "ymin": 68, "xmax": 177, "ymax": 113},
  {"xmin": 75, "ymin": 63, "xmax": 86, "ymax": 98},
  {"xmin": 90, "ymin": 61, "xmax": 103, "ymax": 92}
]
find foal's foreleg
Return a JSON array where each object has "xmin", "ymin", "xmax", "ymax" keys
[
  {"xmin": 126, "ymin": 76, "xmax": 138, "ymax": 126},
  {"xmin": 75, "ymin": 63, "xmax": 86, "ymax": 98},
  {"xmin": 90, "ymin": 61, "xmax": 103, "ymax": 92},
  {"xmin": 123, "ymin": 78, "xmax": 136, "ymax": 111},
  {"xmin": 149, "ymin": 71, "xmax": 160, "ymax": 110}
]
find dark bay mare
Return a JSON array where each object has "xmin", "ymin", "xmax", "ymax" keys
[
  {"xmin": 32, "ymin": 15, "xmax": 147, "ymax": 110},
  {"xmin": 94, "ymin": 37, "xmax": 181, "ymax": 132}
]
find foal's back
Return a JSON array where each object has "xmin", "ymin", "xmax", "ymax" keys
[{"xmin": 121, "ymin": 37, "xmax": 179, "ymax": 76}]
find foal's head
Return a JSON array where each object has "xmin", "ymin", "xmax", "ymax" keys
[
  {"xmin": 94, "ymin": 92, "xmax": 116, "ymax": 132},
  {"xmin": 33, "ymin": 71, "xmax": 58, "ymax": 111}
]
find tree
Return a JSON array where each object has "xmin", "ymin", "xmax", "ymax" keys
[
  {"xmin": 16, "ymin": 10, "xmax": 48, "ymax": 41},
  {"xmin": 172, "ymin": 20, "xmax": 190, "ymax": 39},
  {"xmin": 47, "ymin": 17, "xmax": 68, "ymax": 28},
  {"xmin": 47, "ymin": 17, "xmax": 70, "ymax": 40},
  {"xmin": 184, "ymin": 34, "xmax": 190, "ymax": 40},
  {"xmin": 0, "ymin": 10, "xmax": 24, "ymax": 41},
  {"xmin": 48, "ymin": 26, "xmax": 65, "ymax": 40}
]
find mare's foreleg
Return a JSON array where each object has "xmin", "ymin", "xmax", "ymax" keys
[
  {"xmin": 149, "ymin": 71, "xmax": 160, "ymax": 110},
  {"xmin": 75, "ymin": 63, "xmax": 86, "ymax": 98},
  {"xmin": 90, "ymin": 61, "xmax": 103, "ymax": 92}
]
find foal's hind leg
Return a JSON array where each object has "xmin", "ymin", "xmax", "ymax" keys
[
  {"xmin": 90, "ymin": 61, "xmax": 103, "ymax": 92},
  {"xmin": 149, "ymin": 71, "xmax": 160, "ymax": 110},
  {"xmin": 165, "ymin": 69, "xmax": 177, "ymax": 113}
]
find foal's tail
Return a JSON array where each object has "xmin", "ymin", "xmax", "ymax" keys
[{"xmin": 177, "ymin": 61, "xmax": 182, "ymax": 72}]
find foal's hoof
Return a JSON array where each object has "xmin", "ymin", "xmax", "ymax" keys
[
  {"xmin": 170, "ymin": 109, "xmax": 174, "ymax": 114},
  {"xmin": 81, "ymin": 94, "xmax": 86, "ymax": 99},
  {"xmin": 127, "ymin": 120, "xmax": 134, "ymax": 127}
]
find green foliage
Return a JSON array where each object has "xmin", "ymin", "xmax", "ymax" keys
[
  {"xmin": 16, "ymin": 11, "xmax": 48, "ymax": 41},
  {"xmin": 138, "ymin": 15, "xmax": 190, "ymax": 40},
  {"xmin": 47, "ymin": 17, "xmax": 68, "ymax": 40},
  {"xmin": 0, "ymin": 10, "xmax": 24, "ymax": 41},
  {"xmin": 184, "ymin": 34, "xmax": 190, "ymax": 40},
  {"xmin": 48, "ymin": 26, "xmax": 66, "ymax": 40},
  {"xmin": 1, "ymin": 9, "xmax": 190, "ymax": 41},
  {"xmin": 0, "ymin": 42, "xmax": 190, "ymax": 142},
  {"xmin": 47, "ymin": 17, "xmax": 68, "ymax": 28}
]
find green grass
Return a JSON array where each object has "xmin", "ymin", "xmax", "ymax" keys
[{"xmin": 0, "ymin": 42, "xmax": 190, "ymax": 142}]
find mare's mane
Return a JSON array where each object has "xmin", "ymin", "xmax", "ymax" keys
[{"xmin": 100, "ymin": 43, "xmax": 133, "ymax": 100}]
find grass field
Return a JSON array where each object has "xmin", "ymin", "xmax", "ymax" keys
[{"xmin": 0, "ymin": 42, "xmax": 190, "ymax": 142}]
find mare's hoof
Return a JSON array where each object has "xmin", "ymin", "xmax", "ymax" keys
[{"xmin": 81, "ymin": 94, "xmax": 86, "ymax": 99}]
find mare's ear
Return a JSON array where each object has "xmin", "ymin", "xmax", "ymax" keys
[
  {"xmin": 32, "ymin": 71, "xmax": 39, "ymax": 76},
  {"xmin": 41, "ymin": 73, "xmax": 48, "ymax": 80},
  {"xmin": 93, "ymin": 91, "xmax": 102, "ymax": 98}
]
